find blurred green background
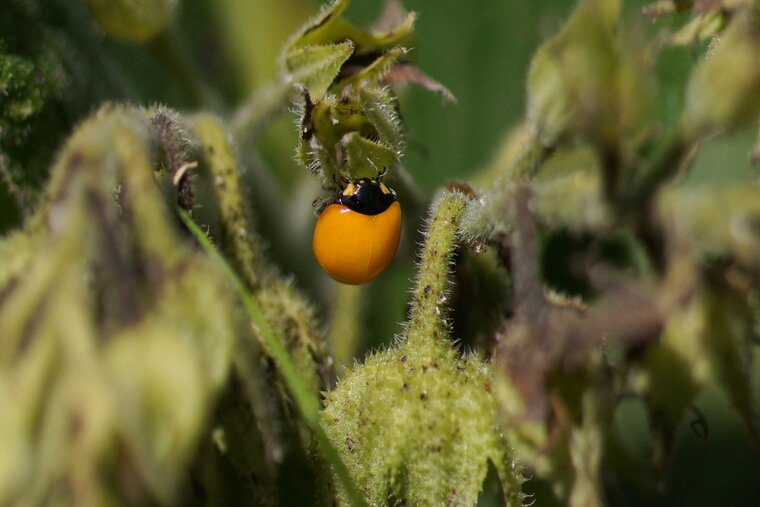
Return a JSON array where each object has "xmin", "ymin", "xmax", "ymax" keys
[{"xmin": 3, "ymin": 1, "xmax": 760, "ymax": 505}]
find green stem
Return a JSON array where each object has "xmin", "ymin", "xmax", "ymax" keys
[
  {"xmin": 459, "ymin": 135, "xmax": 552, "ymax": 243},
  {"xmin": 404, "ymin": 192, "xmax": 468, "ymax": 350},
  {"xmin": 503, "ymin": 135, "xmax": 552, "ymax": 181},
  {"xmin": 193, "ymin": 115, "xmax": 265, "ymax": 290},
  {"xmin": 178, "ymin": 209, "xmax": 367, "ymax": 507},
  {"xmin": 329, "ymin": 284, "xmax": 363, "ymax": 374},
  {"xmin": 624, "ymin": 137, "xmax": 689, "ymax": 214}
]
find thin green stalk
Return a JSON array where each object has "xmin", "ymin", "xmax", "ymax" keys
[
  {"xmin": 624, "ymin": 137, "xmax": 689, "ymax": 214},
  {"xmin": 177, "ymin": 209, "xmax": 367, "ymax": 507},
  {"xmin": 329, "ymin": 284, "xmax": 363, "ymax": 375},
  {"xmin": 460, "ymin": 135, "xmax": 552, "ymax": 243},
  {"xmin": 503, "ymin": 134, "xmax": 552, "ymax": 182},
  {"xmin": 404, "ymin": 192, "xmax": 468, "ymax": 349}
]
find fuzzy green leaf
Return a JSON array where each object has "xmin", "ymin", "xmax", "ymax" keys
[
  {"xmin": 284, "ymin": 0, "xmax": 414, "ymax": 57},
  {"xmin": 342, "ymin": 132, "xmax": 399, "ymax": 178},
  {"xmin": 358, "ymin": 87, "xmax": 404, "ymax": 156},
  {"xmin": 285, "ymin": 42, "xmax": 355, "ymax": 100},
  {"xmin": 0, "ymin": 106, "xmax": 237, "ymax": 504}
]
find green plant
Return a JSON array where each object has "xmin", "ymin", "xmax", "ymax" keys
[{"xmin": 1, "ymin": 0, "xmax": 760, "ymax": 506}]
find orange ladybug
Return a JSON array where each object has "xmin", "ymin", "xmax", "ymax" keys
[{"xmin": 312, "ymin": 178, "xmax": 401, "ymax": 284}]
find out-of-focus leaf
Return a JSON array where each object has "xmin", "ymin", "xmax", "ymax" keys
[
  {"xmin": 703, "ymin": 274, "xmax": 758, "ymax": 440},
  {"xmin": 84, "ymin": 0, "xmax": 176, "ymax": 43},
  {"xmin": 643, "ymin": 0, "xmax": 694, "ymax": 18},
  {"xmin": 0, "ymin": 106, "xmax": 239, "ymax": 504},
  {"xmin": 0, "ymin": 54, "xmax": 47, "ymax": 143},
  {"xmin": 680, "ymin": 6, "xmax": 760, "ymax": 140},
  {"xmin": 0, "ymin": 379, "xmax": 31, "ymax": 505},
  {"xmin": 659, "ymin": 184, "xmax": 760, "ymax": 272},
  {"xmin": 526, "ymin": 0, "xmax": 652, "ymax": 150},
  {"xmin": 669, "ymin": 11, "xmax": 726, "ymax": 46}
]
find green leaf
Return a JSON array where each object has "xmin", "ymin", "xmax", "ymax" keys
[
  {"xmin": 332, "ymin": 46, "xmax": 407, "ymax": 91},
  {"xmin": 669, "ymin": 11, "xmax": 727, "ymax": 46},
  {"xmin": 358, "ymin": 86, "xmax": 403, "ymax": 154},
  {"xmin": 284, "ymin": 0, "xmax": 414, "ymax": 57},
  {"xmin": 659, "ymin": 184, "xmax": 760, "ymax": 270},
  {"xmin": 526, "ymin": 0, "xmax": 621, "ymax": 147},
  {"xmin": 84, "ymin": 0, "xmax": 176, "ymax": 43},
  {"xmin": 285, "ymin": 41, "xmax": 355, "ymax": 100},
  {"xmin": 703, "ymin": 277, "xmax": 759, "ymax": 441},
  {"xmin": 680, "ymin": 6, "xmax": 760, "ymax": 140},
  {"xmin": 0, "ymin": 106, "xmax": 237, "ymax": 504},
  {"xmin": 342, "ymin": 132, "xmax": 399, "ymax": 179},
  {"xmin": 526, "ymin": 0, "xmax": 651, "ymax": 151}
]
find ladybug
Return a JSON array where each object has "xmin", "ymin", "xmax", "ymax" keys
[{"xmin": 312, "ymin": 177, "xmax": 401, "ymax": 285}]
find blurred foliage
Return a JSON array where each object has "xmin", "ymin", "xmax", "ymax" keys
[{"xmin": 2, "ymin": 0, "xmax": 760, "ymax": 506}]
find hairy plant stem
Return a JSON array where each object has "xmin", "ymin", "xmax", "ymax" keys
[
  {"xmin": 460, "ymin": 135, "xmax": 552, "ymax": 243},
  {"xmin": 504, "ymin": 135, "xmax": 554, "ymax": 182},
  {"xmin": 178, "ymin": 209, "xmax": 367, "ymax": 507},
  {"xmin": 193, "ymin": 115, "xmax": 264, "ymax": 290},
  {"xmin": 404, "ymin": 192, "xmax": 468, "ymax": 350}
]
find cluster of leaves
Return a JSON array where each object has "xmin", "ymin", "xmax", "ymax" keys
[{"xmin": 459, "ymin": 0, "xmax": 760, "ymax": 505}]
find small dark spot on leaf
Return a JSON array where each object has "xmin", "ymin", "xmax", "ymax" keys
[
  {"xmin": 422, "ymin": 364, "xmax": 429, "ymax": 373},
  {"xmin": 346, "ymin": 437, "xmax": 355, "ymax": 453},
  {"xmin": 420, "ymin": 393, "xmax": 428, "ymax": 401},
  {"xmin": 402, "ymin": 383, "xmax": 409, "ymax": 391},
  {"xmin": 400, "ymin": 355, "xmax": 407, "ymax": 363},
  {"xmin": 423, "ymin": 285, "xmax": 431, "ymax": 296},
  {"xmin": 689, "ymin": 406, "xmax": 709, "ymax": 440},
  {"xmin": 485, "ymin": 383, "xmax": 492, "ymax": 393}
]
